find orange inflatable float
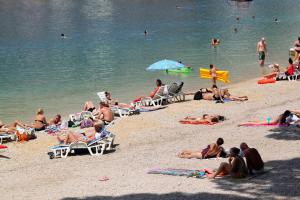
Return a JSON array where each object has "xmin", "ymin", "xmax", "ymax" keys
[{"xmin": 257, "ymin": 78, "xmax": 276, "ymax": 84}]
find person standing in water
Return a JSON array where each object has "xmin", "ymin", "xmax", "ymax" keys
[
  {"xmin": 257, "ymin": 38, "xmax": 267, "ymax": 66},
  {"xmin": 210, "ymin": 64, "xmax": 217, "ymax": 87},
  {"xmin": 144, "ymin": 29, "xmax": 148, "ymax": 36}
]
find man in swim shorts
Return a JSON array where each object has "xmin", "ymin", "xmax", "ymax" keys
[
  {"xmin": 240, "ymin": 143, "xmax": 264, "ymax": 175},
  {"xmin": 257, "ymin": 38, "xmax": 267, "ymax": 66}
]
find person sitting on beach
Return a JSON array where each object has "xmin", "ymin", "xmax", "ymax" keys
[
  {"xmin": 57, "ymin": 123, "xmax": 108, "ymax": 144},
  {"xmin": 284, "ymin": 58, "xmax": 295, "ymax": 77},
  {"xmin": 208, "ymin": 147, "xmax": 248, "ymax": 179},
  {"xmin": 211, "ymin": 38, "xmax": 220, "ymax": 46},
  {"xmin": 240, "ymin": 143, "xmax": 264, "ymax": 175},
  {"xmin": 178, "ymin": 138, "xmax": 225, "ymax": 159},
  {"xmin": 180, "ymin": 114, "xmax": 225, "ymax": 125},
  {"xmin": 49, "ymin": 114, "xmax": 62, "ymax": 126},
  {"xmin": 14, "ymin": 108, "xmax": 48, "ymax": 131},
  {"xmin": 263, "ymin": 63, "xmax": 281, "ymax": 79},
  {"xmin": 83, "ymin": 101, "xmax": 97, "ymax": 113},
  {"xmin": 238, "ymin": 110, "xmax": 300, "ymax": 126},
  {"xmin": 132, "ymin": 79, "xmax": 163, "ymax": 103},
  {"xmin": 97, "ymin": 102, "xmax": 114, "ymax": 124}
]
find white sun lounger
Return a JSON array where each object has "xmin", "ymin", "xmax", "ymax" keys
[
  {"xmin": 48, "ymin": 121, "xmax": 116, "ymax": 159},
  {"xmin": 97, "ymin": 91, "xmax": 139, "ymax": 118},
  {"xmin": 0, "ymin": 133, "xmax": 11, "ymax": 144}
]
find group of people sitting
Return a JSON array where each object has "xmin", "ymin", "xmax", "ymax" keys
[
  {"xmin": 264, "ymin": 57, "xmax": 299, "ymax": 80},
  {"xmin": 178, "ymin": 138, "xmax": 264, "ymax": 179}
]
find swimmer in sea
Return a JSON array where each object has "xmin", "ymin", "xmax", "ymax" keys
[
  {"xmin": 61, "ymin": 33, "xmax": 66, "ymax": 39},
  {"xmin": 252, "ymin": 16, "xmax": 255, "ymax": 19},
  {"xmin": 274, "ymin": 18, "xmax": 278, "ymax": 23},
  {"xmin": 236, "ymin": 17, "xmax": 240, "ymax": 21},
  {"xmin": 211, "ymin": 38, "xmax": 220, "ymax": 46},
  {"xmin": 144, "ymin": 29, "xmax": 147, "ymax": 36},
  {"xmin": 234, "ymin": 28, "xmax": 238, "ymax": 33}
]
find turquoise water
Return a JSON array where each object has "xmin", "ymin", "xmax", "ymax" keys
[{"xmin": 1, "ymin": 0, "xmax": 300, "ymax": 123}]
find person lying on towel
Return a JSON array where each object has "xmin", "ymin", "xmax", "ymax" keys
[
  {"xmin": 180, "ymin": 114, "xmax": 225, "ymax": 125},
  {"xmin": 178, "ymin": 138, "xmax": 226, "ymax": 159},
  {"xmin": 208, "ymin": 147, "xmax": 248, "ymax": 179},
  {"xmin": 238, "ymin": 110, "xmax": 300, "ymax": 126}
]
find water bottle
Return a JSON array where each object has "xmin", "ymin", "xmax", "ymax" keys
[{"xmin": 267, "ymin": 117, "xmax": 271, "ymax": 124}]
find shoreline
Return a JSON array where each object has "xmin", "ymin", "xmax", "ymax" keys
[{"xmin": 0, "ymin": 73, "xmax": 267, "ymax": 124}]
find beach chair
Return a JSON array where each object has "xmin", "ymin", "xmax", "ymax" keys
[
  {"xmin": 48, "ymin": 121, "xmax": 116, "ymax": 159},
  {"xmin": 0, "ymin": 133, "xmax": 11, "ymax": 144},
  {"xmin": 138, "ymin": 85, "xmax": 172, "ymax": 106},
  {"xmin": 96, "ymin": 91, "xmax": 139, "ymax": 117},
  {"xmin": 167, "ymin": 81, "xmax": 185, "ymax": 102}
]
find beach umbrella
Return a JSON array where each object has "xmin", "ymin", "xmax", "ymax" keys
[{"xmin": 147, "ymin": 59, "xmax": 184, "ymax": 71}]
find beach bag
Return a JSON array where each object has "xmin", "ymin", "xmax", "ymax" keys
[
  {"xmin": 194, "ymin": 91, "xmax": 202, "ymax": 100},
  {"xmin": 16, "ymin": 131, "xmax": 28, "ymax": 142},
  {"xmin": 80, "ymin": 119, "xmax": 94, "ymax": 129}
]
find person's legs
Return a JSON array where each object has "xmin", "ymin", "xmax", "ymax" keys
[
  {"xmin": 212, "ymin": 77, "xmax": 217, "ymax": 86},
  {"xmin": 187, "ymin": 152, "xmax": 203, "ymax": 159},
  {"xmin": 83, "ymin": 101, "xmax": 94, "ymax": 111},
  {"xmin": 208, "ymin": 162, "xmax": 230, "ymax": 179}
]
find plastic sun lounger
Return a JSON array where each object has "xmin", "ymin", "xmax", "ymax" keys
[
  {"xmin": 0, "ymin": 133, "xmax": 11, "ymax": 144},
  {"xmin": 48, "ymin": 121, "xmax": 116, "ymax": 159},
  {"xmin": 97, "ymin": 91, "xmax": 139, "ymax": 118}
]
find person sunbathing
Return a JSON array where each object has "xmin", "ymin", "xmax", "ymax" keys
[
  {"xmin": 178, "ymin": 138, "xmax": 225, "ymax": 159},
  {"xmin": 192, "ymin": 86, "xmax": 248, "ymax": 102},
  {"xmin": 105, "ymin": 92, "xmax": 135, "ymax": 109},
  {"xmin": 96, "ymin": 101, "xmax": 114, "ymax": 124},
  {"xmin": 57, "ymin": 123, "xmax": 108, "ymax": 144},
  {"xmin": 49, "ymin": 114, "xmax": 62, "ymax": 126},
  {"xmin": 263, "ymin": 63, "xmax": 281, "ymax": 79},
  {"xmin": 14, "ymin": 108, "xmax": 48, "ymax": 131},
  {"xmin": 180, "ymin": 114, "xmax": 225, "ymax": 125},
  {"xmin": 132, "ymin": 79, "xmax": 163, "ymax": 103},
  {"xmin": 208, "ymin": 147, "xmax": 248, "ymax": 179},
  {"xmin": 238, "ymin": 110, "xmax": 300, "ymax": 126}
]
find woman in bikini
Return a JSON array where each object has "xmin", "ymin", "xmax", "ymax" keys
[
  {"xmin": 208, "ymin": 147, "xmax": 248, "ymax": 179},
  {"xmin": 13, "ymin": 108, "xmax": 48, "ymax": 131},
  {"xmin": 238, "ymin": 110, "xmax": 300, "ymax": 126},
  {"xmin": 178, "ymin": 138, "xmax": 225, "ymax": 159},
  {"xmin": 180, "ymin": 114, "xmax": 225, "ymax": 125},
  {"xmin": 57, "ymin": 123, "xmax": 105, "ymax": 144}
]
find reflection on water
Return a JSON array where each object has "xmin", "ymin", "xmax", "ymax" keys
[{"xmin": 0, "ymin": 0, "xmax": 300, "ymax": 122}]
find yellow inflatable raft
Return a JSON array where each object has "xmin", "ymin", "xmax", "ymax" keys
[{"xmin": 199, "ymin": 68, "xmax": 230, "ymax": 83}]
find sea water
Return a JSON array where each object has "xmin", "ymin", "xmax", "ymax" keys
[{"xmin": 1, "ymin": 0, "xmax": 300, "ymax": 122}]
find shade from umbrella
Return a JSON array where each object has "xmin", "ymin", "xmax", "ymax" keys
[{"xmin": 147, "ymin": 59, "xmax": 184, "ymax": 71}]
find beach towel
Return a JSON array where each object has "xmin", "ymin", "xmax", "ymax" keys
[
  {"xmin": 179, "ymin": 120, "xmax": 216, "ymax": 125},
  {"xmin": 239, "ymin": 122, "xmax": 279, "ymax": 127},
  {"xmin": 45, "ymin": 125, "xmax": 61, "ymax": 135},
  {"xmin": 147, "ymin": 168, "xmax": 213, "ymax": 178},
  {"xmin": 139, "ymin": 105, "xmax": 167, "ymax": 112}
]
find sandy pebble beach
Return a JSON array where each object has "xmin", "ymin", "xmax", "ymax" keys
[{"xmin": 1, "ymin": 78, "xmax": 300, "ymax": 200}]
